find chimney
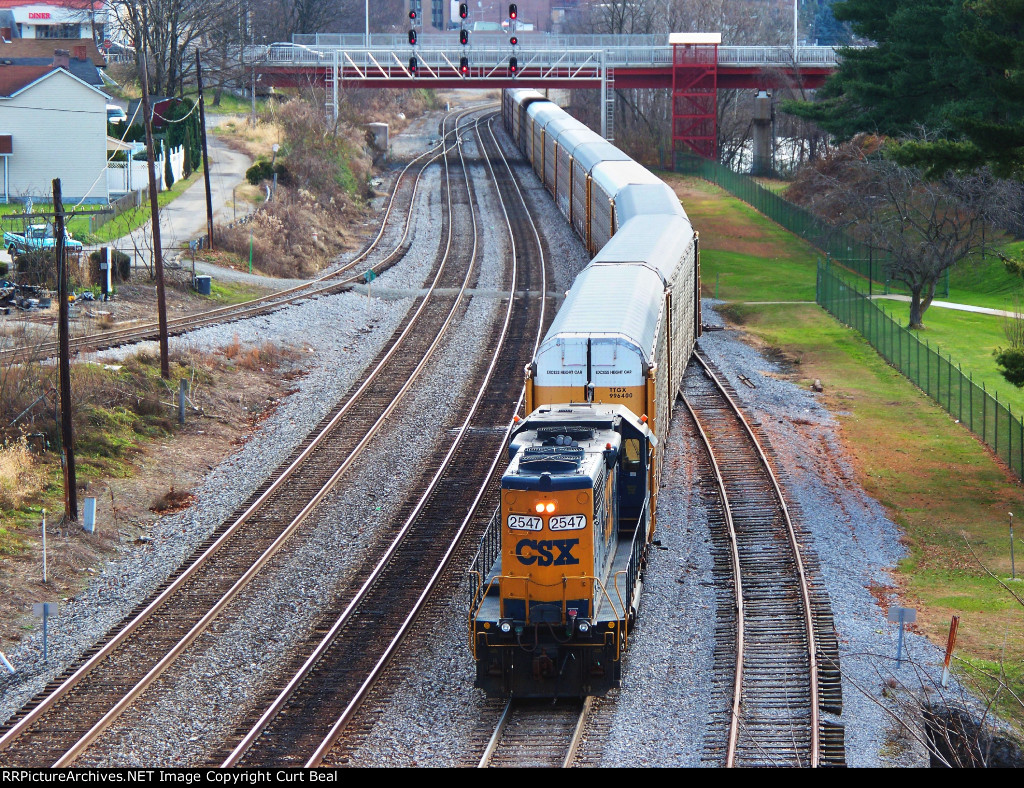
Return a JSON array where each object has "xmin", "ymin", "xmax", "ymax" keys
[
  {"xmin": 73, "ymin": 45, "xmax": 86, "ymax": 61},
  {"xmin": 53, "ymin": 49, "xmax": 70, "ymax": 69}
]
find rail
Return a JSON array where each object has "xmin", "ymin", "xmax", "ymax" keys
[{"xmin": 689, "ymin": 351, "xmax": 820, "ymax": 767}]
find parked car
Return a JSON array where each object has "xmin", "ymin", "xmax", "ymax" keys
[
  {"xmin": 4, "ymin": 224, "xmax": 83, "ymax": 258},
  {"xmin": 107, "ymin": 104, "xmax": 128, "ymax": 124}
]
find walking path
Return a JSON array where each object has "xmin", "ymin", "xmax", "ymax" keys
[
  {"xmin": 108, "ymin": 118, "xmax": 303, "ymax": 290},
  {"xmin": 871, "ymin": 294, "xmax": 1016, "ymax": 318},
  {"xmin": 739, "ymin": 297, "xmax": 1016, "ymax": 319}
]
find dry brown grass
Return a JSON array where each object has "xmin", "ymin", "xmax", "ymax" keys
[{"xmin": 0, "ymin": 437, "xmax": 43, "ymax": 510}]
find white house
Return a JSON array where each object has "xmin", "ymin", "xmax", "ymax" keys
[{"xmin": 0, "ymin": 61, "xmax": 109, "ymax": 203}]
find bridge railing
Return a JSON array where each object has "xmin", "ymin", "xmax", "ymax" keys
[
  {"xmin": 292, "ymin": 33, "xmax": 670, "ymax": 48},
  {"xmin": 252, "ymin": 41, "xmax": 844, "ymax": 69}
]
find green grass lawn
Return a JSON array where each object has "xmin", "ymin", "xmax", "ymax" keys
[
  {"xmin": 0, "ymin": 202, "xmax": 92, "ymax": 240},
  {"xmin": 673, "ymin": 173, "xmax": 1024, "ymax": 734},
  {"xmin": 870, "ymin": 300, "xmax": 1024, "ymax": 416},
  {"xmin": 0, "ymin": 168, "xmax": 203, "ymax": 246}
]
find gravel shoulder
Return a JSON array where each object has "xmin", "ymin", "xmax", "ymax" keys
[{"xmin": 0, "ymin": 107, "xmax": 976, "ymax": 768}]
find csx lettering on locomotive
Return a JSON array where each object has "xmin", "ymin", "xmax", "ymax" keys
[{"xmin": 514, "ymin": 538, "xmax": 580, "ymax": 566}]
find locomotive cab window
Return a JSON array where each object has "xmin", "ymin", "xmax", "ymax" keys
[{"xmin": 623, "ymin": 438, "xmax": 643, "ymax": 475}]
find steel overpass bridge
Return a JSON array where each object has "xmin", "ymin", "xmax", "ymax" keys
[{"xmin": 252, "ymin": 33, "xmax": 842, "ymax": 158}]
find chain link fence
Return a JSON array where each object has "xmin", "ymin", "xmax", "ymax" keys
[{"xmin": 817, "ymin": 261, "xmax": 1024, "ymax": 480}]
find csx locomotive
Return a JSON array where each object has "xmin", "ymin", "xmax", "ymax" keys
[{"xmin": 468, "ymin": 89, "xmax": 701, "ymax": 698}]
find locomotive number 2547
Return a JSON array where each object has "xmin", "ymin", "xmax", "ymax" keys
[{"xmin": 507, "ymin": 514, "xmax": 542, "ymax": 531}]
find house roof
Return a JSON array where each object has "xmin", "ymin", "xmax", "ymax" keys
[
  {"xmin": 0, "ymin": 63, "xmax": 50, "ymax": 96},
  {"xmin": 0, "ymin": 55, "xmax": 102, "ymax": 85},
  {"xmin": 0, "ymin": 38, "xmax": 104, "ymax": 66},
  {"xmin": 0, "ymin": 63, "xmax": 107, "ymax": 99}
]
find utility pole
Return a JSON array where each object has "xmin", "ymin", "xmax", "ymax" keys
[
  {"xmin": 137, "ymin": 47, "xmax": 171, "ymax": 379},
  {"xmin": 52, "ymin": 178, "xmax": 77, "ymax": 522},
  {"xmin": 196, "ymin": 49, "xmax": 214, "ymax": 249}
]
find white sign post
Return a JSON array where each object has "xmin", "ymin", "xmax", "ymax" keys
[
  {"xmin": 888, "ymin": 606, "xmax": 917, "ymax": 668},
  {"xmin": 33, "ymin": 602, "xmax": 57, "ymax": 662}
]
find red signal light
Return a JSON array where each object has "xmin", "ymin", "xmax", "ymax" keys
[
  {"xmin": 408, "ymin": 29, "xmax": 417, "ymax": 45},
  {"xmin": 409, "ymin": 9, "xmax": 416, "ymax": 20},
  {"xmin": 509, "ymin": 56, "xmax": 518, "ymax": 74},
  {"xmin": 509, "ymin": 3, "xmax": 517, "ymax": 19},
  {"xmin": 409, "ymin": 55, "xmax": 418, "ymax": 73},
  {"xmin": 459, "ymin": 56, "xmax": 469, "ymax": 74},
  {"xmin": 510, "ymin": 35, "xmax": 518, "ymax": 46},
  {"xmin": 459, "ymin": 2, "xmax": 468, "ymax": 18},
  {"xmin": 460, "ymin": 28, "xmax": 468, "ymax": 45}
]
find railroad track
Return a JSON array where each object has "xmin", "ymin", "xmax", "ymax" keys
[
  {"xmin": 0, "ymin": 107, "xmax": 493, "ymax": 768},
  {"xmin": 682, "ymin": 349, "xmax": 844, "ymax": 768},
  {"xmin": 476, "ymin": 698, "xmax": 592, "ymax": 768},
  {"xmin": 0, "ymin": 105, "xmax": 478, "ymax": 366},
  {"xmin": 218, "ymin": 110, "xmax": 550, "ymax": 768}
]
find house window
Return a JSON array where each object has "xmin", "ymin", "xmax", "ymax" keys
[
  {"xmin": 38, "ymin": 23, "xmax": 82, "ymax": 38},
  {"xmin": 432, "ymin": 0, "xmax": 443, "ymax": 29}
]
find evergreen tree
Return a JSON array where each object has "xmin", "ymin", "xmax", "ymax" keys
[{"xmin": 785, "ymin": 0, "xmax": 1024, "ymax": 175}]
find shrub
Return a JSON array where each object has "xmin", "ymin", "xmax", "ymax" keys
[
  {"xmin": 246, "ymin": 160, "xmax": 287, "ymax": 186},
  {"xmin": 16, "ymin": 249, "xmax": 58, "ymax": 288},
  {"xmin": 994, "ymin": 347, "xmax": 1024, "ymax": 387},
  {"xmin": 87, "ymin": 249, "xmax": 131, "ymax": 284}
]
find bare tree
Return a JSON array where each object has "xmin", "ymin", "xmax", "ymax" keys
[
  {"xmin": 803, "ymin": 152, "xmax": 1022, "ymax": 327},
  {"xmin": 109, "ymin": 0, "xmax": 241, "ymax": 96}
]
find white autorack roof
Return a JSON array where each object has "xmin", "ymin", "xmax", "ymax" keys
[
  {"xmin": 591, "ymin": 215, "xmax": 695, "ymax": 285},
  {"xmin": 540, "ymin": 264, "xmax": 666, "ymax": 364},
  {"xmin": 590, "ymin": 160, "xmax": 662, "ymax": 198}
]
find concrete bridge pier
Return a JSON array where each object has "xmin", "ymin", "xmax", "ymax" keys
[{"xmin": 751, "ymin": 90, "xmax": 774, "ymax": 176}]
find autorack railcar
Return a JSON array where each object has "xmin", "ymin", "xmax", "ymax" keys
[{"xmin": 468, "ymin": 90, "xmax": 700, "ymax": 698}]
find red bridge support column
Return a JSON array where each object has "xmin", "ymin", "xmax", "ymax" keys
[{"xmin": 671, "ymin": 35, "xmax": 720, "ymax": 160}]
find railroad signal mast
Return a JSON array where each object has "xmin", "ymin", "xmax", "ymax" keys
[
  {"xmin": 508, "ymin": 4, "xmax": 518, "ymax": 76},
  {"xmin": 459, "ymin": 2, "xmax": 469, "ymax": 76},
  {"xmin": 408, "ymin": 6, "xmax": 418, "ymax": 76}
]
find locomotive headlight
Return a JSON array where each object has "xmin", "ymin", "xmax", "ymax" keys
[
  {"xmin": 577, "ymin": 619, "xmax": 591, "ymax": 634},
  {"xmin": 535, "ymin": 503, "xmax": 545, "ymax": 513},
  {"xmin": 499, "ymin": 620, "xmax": 513, "ymax": 634},
  {"xmin": 545, "ymin": 502, "xmax": 555, "ymax": 513}
]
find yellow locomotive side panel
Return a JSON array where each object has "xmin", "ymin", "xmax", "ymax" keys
[{"xmin": 500, "ymin": 488, "xmax": 595, "ymax": 620}]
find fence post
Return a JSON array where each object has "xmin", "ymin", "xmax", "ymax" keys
[
  {"xmin": 959, "ymin": 363, "xmax": 963, "ymax": 424},
  {"xmin": 996, "ymin": 390, "xmax": 1000, "ymax": 455},
  {"xmin": 970, "ymin": 373, "xmax": 974, "ymax": 432},
  {"xmin": 983, "ymin": 382, "xmax": 987, "ymax": 442}
]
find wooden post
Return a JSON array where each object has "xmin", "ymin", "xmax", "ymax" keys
[
  {"xmin": 196, "ymin": 49, "xmax": 214, "ymax": 250},
  {"xmin": 941, "ymin": 615, "xmax": 960, "ymax": 687},
  {"xmin": 52, "ymin": 179, "xmax": 77, "ymax": 522},
  {"xmin": 137, "ymin": 48, "xmax": 170, "ymax": 379}
]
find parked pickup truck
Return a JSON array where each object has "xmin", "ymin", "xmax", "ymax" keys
[{"xmin": 4, "ymin": 224, "xmax": 83, "ymax": 257}]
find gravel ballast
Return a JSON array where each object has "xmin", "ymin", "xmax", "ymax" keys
[{"xmin": 0, "ymin": 106, "xmax": 990, "ymax": 768}]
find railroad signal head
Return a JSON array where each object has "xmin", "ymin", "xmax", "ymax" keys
[
  {"xmin": 460, "ymin": 55, "xmax": 469, "ymax": 74},
  {"xmin": 509, "ymin": 35, "xmax": 518, "ymax": 46},
  {"xmin": 509, "ymin": 3, "xmax": 517, "ymax": 19},
  {"xmin": 408, "ymin": 29, "xmax": 417, "ymax": 45},
  {"xmin": 409, "ymin": 9, "xmax": 417, "ymax": 20},
  {"xmin": 409, "ymin": 55, "xmax": 418, "ymax": 73},
  {"xmin": 509, "ymin": 56, "xmax": 518, "ymax": 74},
  {"xmin": 459, "ymin": 2, "xmax": 468, "ymax": 18},
  {"xmin": 460, "ymin": 28, "xmax": 468, "ymax": 45}
]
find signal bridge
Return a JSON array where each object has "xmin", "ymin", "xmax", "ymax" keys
[{"xmin": 252, "ymin": 33, "xmax": 844, "ymax": 158}]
